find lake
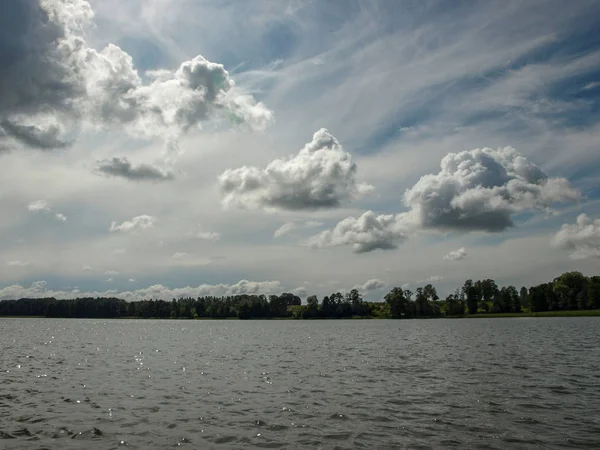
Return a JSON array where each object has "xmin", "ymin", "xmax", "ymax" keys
[{"xmin": 1, "ymin": 318, "xmax": 599, "ymax": 449}]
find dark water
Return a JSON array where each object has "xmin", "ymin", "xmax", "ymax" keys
[{"xmin": 1, "ymin": 318, "xmax": 599, "ymax": 449}]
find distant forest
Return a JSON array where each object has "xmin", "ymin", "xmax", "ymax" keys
[{"xmin": 0, "ymin": 271, "xmax": 598, "ymax": 319}]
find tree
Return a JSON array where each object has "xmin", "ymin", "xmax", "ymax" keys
[
  {"xmin": 519, "ymin": 286, "xmax": 529, "ymax": 310},
  {"xmin": 553, "ymin": 272, "xmax": 587, "ymax": 310},
  {"xmin": 463, "ymin": 280, "xmax": 479, "ymax": 315},
  {"xmin": 588, "ymin": 276, "xmax": 600, "ymax": 309},
  {"xmin": 384, "ymin": 287, "xmax": 407, "ymax": 318},
  {"xmin": 306, "ymin": 295, "xmax": 319, "ymax": 318},
  {"xmin": 443, "ymin": 294, "xmax": 465, "ymax": 316}
]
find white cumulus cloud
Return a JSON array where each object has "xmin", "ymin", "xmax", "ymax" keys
[
  {"xmin": 219, "ymin": 128, "xmax": 373, "ymax": 211},
  {"xmin": 552, "ymin": 214, "xmax": 600, "ymax": 259},
  {"xmin": 27, "ymin": 200, "xmax": 67, "ymax": 222},
  {"xmin": 28, "ymin": 200, "xmax": 51, "ymax": 212},
  {"xmin": 0, "ymin": 0, "xmax": 271, "ymax": 172},
  {"xmin": 110, "ymin": 215, "xmax": 156, "ymax": 233},
  {"xmin": 404, "ymin": 146, "xmax": 579, "ymax": 232},
  {"xmin": 444, "ymin": 247, "xmax": 468, "ymax": 261},
  {"xmin": 312, "ymin": 146, "xmax": 579, "ymax": 253},
  {"xmin": 309, "ymin": 211, "xmax": 409, "ymax": 253}
]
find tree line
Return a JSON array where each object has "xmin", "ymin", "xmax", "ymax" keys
[{"xmin": 0, "ymin": 271, "xmax": 598, "ymax": 319}]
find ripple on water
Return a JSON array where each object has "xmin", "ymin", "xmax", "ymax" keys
[{"xmin": 0, "ymin": 318, "xmax": 599, "ymax": 449}]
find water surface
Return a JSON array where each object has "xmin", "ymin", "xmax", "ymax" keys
[{"xmin": 1, "ymin": 318, "xmax": 599, "ymax": 449}]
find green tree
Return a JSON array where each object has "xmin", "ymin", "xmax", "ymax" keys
[
  {"xmin": 384, "ymin": 287, "xmax": 407, "ymax": 318},
  {"xmin": 553, "ymin": 272, "xmax": 588, "ymax": 310},
  {"xmin": 463, "ymin": 280, "xmax": 479, "ymax": 315}
]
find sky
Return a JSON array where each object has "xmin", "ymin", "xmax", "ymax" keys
[{"xmin": 1, "ymin": 0, "xmax": 600, "ymax": 302}]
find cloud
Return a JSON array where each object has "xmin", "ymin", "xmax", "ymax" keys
[
  {"xmin": 186, "ymin": 230, "xmax": 221, "ymax": 241},
  {"xmin": 110, "ymin": 215, "xmax": 156, "ymax": 233},
  {"xmin": 312, "ymin": 146, "xmax": 580, "ymax": 253},
  {"xmin": 28, "ymin": 200, "xmax": 51, "ymax": 213},
  {"xmin": 274, "ymin": 222, "xmax": 297, "ymax": 238},
  {"xmin": 274, "ymin": 220, "xmax": 323, "ymax": 238},
  {"xmin": 0, "ymin": 279, "xmax": 283, "ymax": 302},
  {"xmin": 27, "ymin": 200, "xmax": 67, "ymax": 222},
  {"xmin": 583, "ymin": 81, "xmax": 600, "ymax": 91},
  {"xmin": 444, "ymin": 247, "xmax": 468, "ymax": 261},
  {"xmin": 403, "ymin": 147, "xmax": 580, "ymax": 232},
  {"xmin": 219, "ymin": 128, "xmax": 373, "ymax": 211},
  {"xmin": 292, "ymin": 286, "xmax": 307, "ymax": 298},
  {"xmin": 552, "ymin": 214, "xmax": 600, "ymax": 259},
  {"xmin": 104, "ymin": 270, "xmax": 119, "ymax": 276},
  {"xmin": 0, "ymin": 0, "xmax": 271, "ymax": 155},
  {"xmin": 309, "ymin": 210, "xmax": 408, "ymax": 253},
  {"xmin": 128, "ymin": 278, "xmax": 136, "ymax": 283},
  {"xmin": 0, "ymin": 119, "xmax": 72, "ymax": 150},
  {"xmin": 172, "ymin": 252, "xmax": 187, "ymax": 260},
  {"xmin": 7, "ymin": 260, "xmax": 30, "ymax": 267},
  {"xmin": 354, "ymin": 278, "xmax": 387, "ymax": 292},
  {"xmin": 421, "ymin": 276, "xmax": 444, "ymax": 283},
  {"xmin": 95, "ymin": 157, "xmax": 174, "ymax": 182}
]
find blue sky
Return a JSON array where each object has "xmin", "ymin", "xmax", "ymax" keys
[{"xmin": 1, "ymin": 0, "xmax": 600, "ymax": 301}]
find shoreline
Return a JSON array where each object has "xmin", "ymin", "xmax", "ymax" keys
[{"xmin": 2, "ymin": 310, "xmax": 600, "ymax": 320}]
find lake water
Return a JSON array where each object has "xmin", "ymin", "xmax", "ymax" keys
[{"xmin": 1, "ymin": 318, "xmax": 599, "ymax": 449}]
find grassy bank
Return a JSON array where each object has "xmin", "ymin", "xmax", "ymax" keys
[{"xmin": 463, "ymin": 310, "xmax": 600, "ymax": 318}]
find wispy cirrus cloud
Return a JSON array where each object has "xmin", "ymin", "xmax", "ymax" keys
[
  {"xmin": 274, "ymin": 220, "xmax": 323, "ymax": 238},
  {"xmin": 2, "ymin": 0, "xmax": 600, "ymax": 300},
  {"xmin": 7, "ymin": 260, "xmax": 30, "ymax": 267}
]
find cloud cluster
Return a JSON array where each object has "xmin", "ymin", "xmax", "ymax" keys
[
  {"xmin": 444, "ymin": 247, "xmax": 468, "ymax": 261},
  {"xmin": 219, "ymin": 128, "xmax": 373, "ymax": 210},
  {"xmin": 311, "ymin": 147, "xmax": 580, "ymax": 253},
  {"xmin": 0, "ymin": 279, "xmax": 283, "ymax": 302},
  {"xmin": 552, "ymin": 214, "xmax": 600, "ymax": 259},
  {"xmin": 0, "ymin": 0, "xmax": 271, "ymax": 158},
  {"xmin": 310, "ymin": 210, "xmax": 409, "ymax": 253},
  {"xmin": 110, "ymin": 215, "xmax": 156, "ymax": 233},
  {"xmin": 27, "ymin": 200, "xmax": 67, "ymax": 222}
]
